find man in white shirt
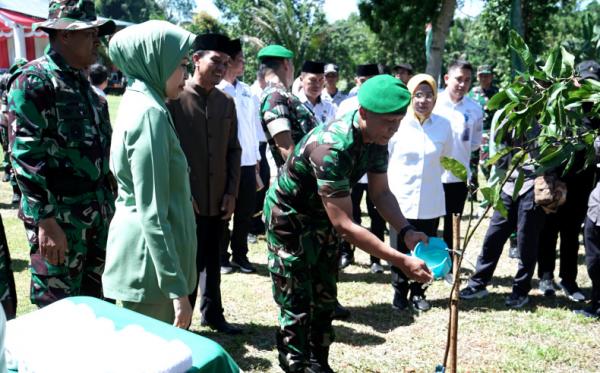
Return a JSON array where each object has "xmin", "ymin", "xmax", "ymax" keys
[
  {"xmin": 336, "ymin": 65, "xmax": 387, "ymax": 273},
  {"xmin": 391, "ymin": 62, "xmax": 413, "ymax": 85},
  {"xmin": 217, "ymin": 39, "xmax": 262, "ymax": 274},
  {"xmin": 249, "ymin": 65, "xmax": 271, "ymax": 242},
  {"xmin": 337, "ymin": 63, "xmax": 380, "ymax": 117},
  {"xmin": 296, "ymin": 61, "xmax": 337, "ymax": 125},
  {"xmin": 321, "ymin": 63, "xmax": 347, "ymax": 107},
  {"xmin": 433, "ymin": 60, "xmax": 484, "ymax": 253},
  {"xmin": 88, "ymin": 63, "xmax": 108, "ymax": 99}
]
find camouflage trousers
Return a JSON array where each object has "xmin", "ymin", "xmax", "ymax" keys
[
  {"xmin": 265, "ymin": 203, "xmax": 338, "ymax": 372},
  {"xmin": 0, "ymin": 213, "xmax": 17, "ymax": 319},
  {"xmin": 25, "ymin": 192, "xmax": 113, "ymax": 308}
]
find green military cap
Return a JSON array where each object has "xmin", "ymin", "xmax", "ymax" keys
[
  {"xmin": 477, "ymin": 65, "xmax": 493, "ymax": 74},
  {"xmin": 257, "ymin": 45, "xmax": 294, "ymax": 61},
  {"xmin": 34, "ymin": 0, "xmax": 116, "ymax": 37},
  {"xmin": 358, "ymin": 74, "xmax": 410, "ymax": 115}
]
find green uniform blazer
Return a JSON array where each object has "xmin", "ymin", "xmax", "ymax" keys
[{"xmin": 103, "ymin": 80, "xmax": 197, "ymax": 303}]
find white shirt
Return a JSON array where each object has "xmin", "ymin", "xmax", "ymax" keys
[
  {"xmin": 92, "ymin": 85, "xmax": 106, "ymax": 99},
  {"xmin": 250, "ymin": 81, "xmax": 267, "ymax": 142},
  {"xmin": 321, "ymin": 89, "xmax": 347, "ymax": 107},
  {"xmin": 336, "ymin": 95, "xmax": 359, "ymax": 118},
  {"xmin": 217, "ymin": 79, "xmax": 262, "ymax": 166},
  {"xmin": 297, "ymin": 90, "xmax": 337, "ymax": 125},
  {"xmin": 433, "ymin": 90, "xmax": 484, "ymax": 183},
  {"xmin": 388, "ymin": 113, "xmax": 453, "ymax": 219}
]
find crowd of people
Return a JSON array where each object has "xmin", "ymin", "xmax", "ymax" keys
[{"xmin": 0, "ymin": 0, "xmax": 599, "ymax": 372}]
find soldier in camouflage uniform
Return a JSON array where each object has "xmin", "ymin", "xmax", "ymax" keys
[
  {"xmin": 468, "ymin": 64, "xmax": 499, "ymax": 186},
  {"xmin": 0, "ymin": 213, "xmax": 16, "ymax": 320},
  {"xmin": 258, "ymin": 45, "xmax": 318, "ymax": 168},
  {"xmin": 1, "ymin": 59, "xmax": 27, "ymax": 205},
  {"xmin": 7, "ymin": 0, "xmax": 116, "ymax": 307},
  {"xmin": 264, "ymin": 75, "xmax": 432, "ymax": 372}
]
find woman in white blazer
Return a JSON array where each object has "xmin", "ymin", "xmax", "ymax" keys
[{"xmin": 388, "ymin": 74, "xmax": 453, "ymax": 312}]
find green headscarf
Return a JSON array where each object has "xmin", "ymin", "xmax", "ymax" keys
[{"xmin": 108, "ymin": 20, "xmax": 196, "ymax": 99}]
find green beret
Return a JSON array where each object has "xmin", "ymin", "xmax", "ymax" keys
[
  {"xmin": 358, "ymin": 74, "xmax": 410, "ymax": 114},
  {"xmin": 257, "ymin": 45, "xmax": 294, "ymax": 61}
]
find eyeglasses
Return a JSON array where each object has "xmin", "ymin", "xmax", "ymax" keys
[{"xmin": 413, "ymin": 92, "xmax": 435, "ymax": 100}]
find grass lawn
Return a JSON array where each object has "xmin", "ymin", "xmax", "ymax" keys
[{"xmin": 3, "ymin": 94, "xmax": 599, "ymax": 372}]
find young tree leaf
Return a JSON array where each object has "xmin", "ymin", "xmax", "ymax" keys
[
  {"xmin": 487, "ymin": 90, "xmax": 508, "ymax": 110},
  {"xmin": 543, "ymin": 47, "xmax": 562, "ymax": 78},
  {"xmin": 441, "ymin": 157, "xmax": 468, "ymax": 182},
  {"xmin": 512, "ymin": 168, "xmax": 525, "ymax": 201}
]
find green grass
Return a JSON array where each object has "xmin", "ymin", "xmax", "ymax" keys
[
  {"xmin": 3, "ymin": 95, "xmax": 600, "ymax": 372},
  {"xmin": 107, "ymin": 94, "xmax": 121, "ymax": 121}
]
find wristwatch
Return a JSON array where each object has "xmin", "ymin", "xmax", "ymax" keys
[{"xmin": 399, "ymin": 224, "xmax": 416, "ymax": 241}]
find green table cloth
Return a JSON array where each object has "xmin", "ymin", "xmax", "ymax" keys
[{"xmin": 8, "ymin": 296, "xmax": 239, "ymax": 373}]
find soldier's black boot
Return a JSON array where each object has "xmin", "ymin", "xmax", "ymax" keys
[
  {"xmin": 332, "ymin": 300, "xmax": 350, "ymax": 320},
  {"xmin": 276, "ymin": 332, "xmax": 306, "ymax": 373},
  {"xmin": 11, "ymin": 185, "xmax": 21, "ymax": 205},
  {"xmin": 392, "ymin": 280, "xmax": 409, "ymax": 311},
  {"xmin": 307, "ymin": 347, "xmax": 334, "ymax": 373}
]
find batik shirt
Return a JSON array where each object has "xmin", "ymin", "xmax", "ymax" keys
[{"xmin": 260, "ymin": 81, "xmax": 317, "ymax": 167}]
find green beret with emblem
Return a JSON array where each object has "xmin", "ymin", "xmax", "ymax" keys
[
  {"xmin": 257, "ymin": 45, "xmax": 294, "ymax": 61},
  {"xmin": 34, "ymin": 0, "xmax": 116, "ymax": 37},
  {"xmin": 358, "ymin": 74, "xmax": 410, "ymax": 115}
]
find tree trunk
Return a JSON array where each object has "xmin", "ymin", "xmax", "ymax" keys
[{"xmin": 425, "ymin": 0, "xmax": 457, "ymax": 82}]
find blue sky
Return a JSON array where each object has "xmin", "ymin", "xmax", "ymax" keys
[{"xmin": 194, "ymin": 0, "xmax": 487, "ymax": 22}]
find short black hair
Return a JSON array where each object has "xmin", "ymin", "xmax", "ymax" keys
[
  {"xmin": 89, "ymin": 64, "xmax": 108, "ymax": 86},
  {"xmin": 257, "ymin": 64, "xmax": 267, "ymax": 80},
  {"xmin": 447, "ymin": 59, "xmax": 473, "ymax": 74},
  {"xmin": 260, "ymin": 57, "xmax": 285, "ymax": 71}
]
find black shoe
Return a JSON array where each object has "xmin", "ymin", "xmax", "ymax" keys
[
  {"xmin": 332, "ymin": 301, "xmax": 350, "ymax": 320},
  {"xmin": 231, "ymin": 256, "xmax": 256, "ymax": 273},
  {"xmin": 200, "ymin": 319, "xmax": 243, "ymax": 335},
  {"xmin": 338, "ymin": 254, "xmax": 354, "ymax": 269},
  {"xmin": 559, "ymin": 281, "xmax": 586, "ymax": 302},
  {"xmin": 220, "ymin": 259, "xmax": 234, "ymax": 274},
  {"xmin": 459, "ymin": 286, "xmax": 489, "ymax": 300},
  {"xmin": 307, "ymin": 348, "xmax": 334, "ymax": 373},
  {"xmin": 573, "ymin": 304, "xmax": 600, "ymax": 319},
  {"xmin": 370, "ymin": 262, "xmax": 384, "ymax": 274},
  {"xmin": 538, "ymin": 274, "xmax": 556, "ymax": 297},
  {"xmin": 505, "ymin": 293, "xmax": 529, "ymax": 308},
  {"xmin": 2, "ymin": 173, "xmax": 9, "ymax": 182},
  {"xmin": 392, "ymin": 297, "xmax": 409, "ymax": 312},
  {"xmin": 410, "ymin": 294, "xmax": 431, "ymax": 311}
]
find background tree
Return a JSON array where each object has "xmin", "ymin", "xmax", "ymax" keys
[
  {"xmin": 358, "ymin": 0, "xmax": 456, "ymax": 80},
  {"xmin": 183, "ymin": 11, "xmax": 225, "ymax": 34},
  {"xmin": 157, "ymin": 0, "xmax": 196, "ymax": 22},
  {"xmin": 95, "ymin": 0, "xmax": 165, "ymax": 23}
]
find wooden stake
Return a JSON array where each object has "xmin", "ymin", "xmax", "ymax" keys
[{"xmin": 447, "ymin": 213, "xmax": 461, "ymax": 373}]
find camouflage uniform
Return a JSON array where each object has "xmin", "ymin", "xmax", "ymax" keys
[
  {"xmin": 468, "ymin": 84, "xmax": 499, "ymax": 189},
  {"xmin": 0, "ymin": 214, "xmax": 16, "ymax": 319},
  {"xmin": 7, "ymin": 47, "xmax": 115, "ymax": 307},
  {"xmin": 260, "ymin": 81, "xmax": 318, "ymax": 168},
  {"xmin": 264, "ymin": 110, "xmax": 389, "ymax": 371},
  {"xmin": 1, "ymin": 59, "xmax": 27, "ymax": 203}
]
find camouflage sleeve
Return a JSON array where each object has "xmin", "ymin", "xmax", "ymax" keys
[
  {"xmin": 261, "ymin": 90, "xmax": 291, "ymax": 137},
  {"xmin": 309, "ymin": 144, "xmax": 353, "ymax": 198},
  {"xmin": 367, "ymin": 144, "xmax": 389, "ymax": 174},
  {"xmin": 8, "ymin": 72, "xmax": 57, "ymax": 223}
]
